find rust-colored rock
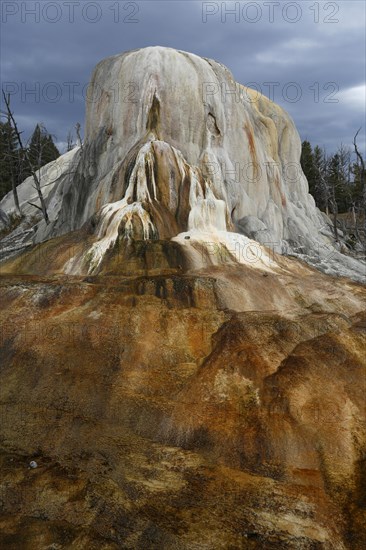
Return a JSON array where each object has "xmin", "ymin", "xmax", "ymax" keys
[{"xmin": 0, "ymin": 255, "xmax": 365, "ymax": 548}]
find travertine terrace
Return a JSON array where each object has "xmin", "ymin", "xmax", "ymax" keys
[{"xmin": 0, "ymin": 47, "xmax": 365, "ymax": 549}]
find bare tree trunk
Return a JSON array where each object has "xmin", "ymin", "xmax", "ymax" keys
[
  {"xmin": 351, "ymin": 205, "xmax": 356, "ymax": 227},
  {"xmin": 10, "ymin": 167, "xmax": 21, "ymax": 217},
  {"xmin": 75, "ymin": 122, "xmax": 83, "ymax": 151},
  {"xmin": 333, "ymin": 211, "xmax": 338, "ymax": 242},
  {"xmin": 353, "ymin": 128, "xmax": 366, "ymax": 254},
  {"xmin": 330, "ymin": 184, "xmax": 339, "ymax": 242},
  {"xmin": 32, "ymin": 173, "xmax": 49, "ymax": 224},
  {"xmin": 4, "ymin": 94, "xmax": 21, "ymax": 217},
  {"xmin": 351, "ymin": 205, "xmax": 361, "ymax": 242},
  {"xmin": 2, "ymin": 91, "xmax": 49, "ymax": 225},
  {"xmin": 66, "ymin": 130, "xmax": 74, "ymax": 152}
]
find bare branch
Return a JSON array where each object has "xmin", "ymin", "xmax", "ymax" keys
[
  {"xmin": 2, "ymin": 89, "xmax": 49, "ymax": 225},
  {"xmin": 27, "ymin": 201, "xmax": 43, "ymax": 212},
  {"xmin": 353, "ymin": 128, "xmax": 365, "ymax": 172},
  {"xmin": 2, "ymin": 92, "xmax": 21, "ymax": 216},
  {"xmin": 75, "ymin": 122, "xmax": 83, "ymax": 151}
]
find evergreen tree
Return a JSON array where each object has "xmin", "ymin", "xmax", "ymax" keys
[
  {"xmin": 45, "ymin": 134, "xmax": 60, "ymax": 162},
  {"xmin": 312, "ymin": 145, "xmax": 329, "ymax": 211},
  {"xmin": 28, "ymin": 124, "xmax": 60, "ymax": 171},
  {"xmin": 301, "ymin": 141, "xmax": 329, "ymax": 208},
  {"xmin": 327, "ymin": 147, "xmax": 352, "ymax": 214},
  {"xmin": 1, "ymin": 94, "xmax": 51, "ymax": 224},
  {"xmin": 351, "ymin": 162, "xmax": 364, "ymax": 205},
  {"xmin": 0, "ymin": 121, "xmax": 18, "ymax": 199},
  {"xmin": 301, "ymin": 140, "xmax": 317, "ymax": 197}
]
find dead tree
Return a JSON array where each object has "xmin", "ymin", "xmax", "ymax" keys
[
  {"xmin": 329, "ymin": 183, "xmax": 339, "ymax": 242},
  {"xmin": 75, "ymin": 122, "xmax": 83, "ymax": 151},
  {"xmin": 66, "ymin": 130, "xmax": 75, "ymax": 152},
  {"xmin": 353, "ymin": 128, "xmax": 366, "ymax": 252},
  {"xmin": 353, "ymin": 128, "xmax": 365, "ymax": 179},
  {"xmin": 1, "ymin": 94, "xmax": 22, "ymax": 216},
  {"xmin": 2, "ymin": 90, "xmax": 49, "ymax": 225}
]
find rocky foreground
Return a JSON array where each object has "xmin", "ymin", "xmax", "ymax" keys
[{"xmin": 1, "ymin": 246, "xmax": 365, "ymax": 549}]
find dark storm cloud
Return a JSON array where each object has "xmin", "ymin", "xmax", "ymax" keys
[{"xmin": 1, "ymin": 0, "xmax": 365, "ymax": 154}]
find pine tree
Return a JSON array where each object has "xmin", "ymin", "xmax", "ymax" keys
[
  {"xmin": 0, "ymin": 121, "xmax": 18, "ymax": 199},
  {"xmin": 44, "ymin": 134, "xmax": 60, "ymax": 163},
  {"xmin": 2, "ymin": 92, "xmax": 51, "ymax": 224},
  {"xmin": 327, "ymin": 146, "xmax": 352, "ymax": 214},
  {"xmin": 351, "ymin": 162, "xmax": 364, "ymax": 205},
  {"xmin": 301, "ymin": 141, "xmax": 329, "ymax": 208},
  {"xmin": 28, "ymin": 124, "xmax": 60, "ymax": 171},
  {"xmin": 301, "ymin": 140, "xmax": 317, "ymax": 197},
  {"xmin": 312, "ymin": 145, "xmax": 329, "ymax": 211}
]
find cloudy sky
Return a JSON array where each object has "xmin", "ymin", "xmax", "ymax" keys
[{"xmin": 1, "ymin": 0, "xmax": 365, "ymax": 155}]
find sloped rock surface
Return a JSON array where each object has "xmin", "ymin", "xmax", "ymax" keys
[
  {"xmin": 47, "ymin": 47, "xmax": 329, "ymax": 263},
  {"xmin": 1, "ymin": 47, "xmax": 364, "ymax": 280},
  {"xmin": 0, "ymin": 262, "xmax": 365, "ymax": 549}
]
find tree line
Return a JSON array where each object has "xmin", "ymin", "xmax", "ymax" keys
[
  {"xmin": 301, "ymin": 133, "xmax": 365, "ymax": 248},
  {"xmin": 0, "ymin": 92, "xmax": 82, "ymax": 226},
  {"xmin": 0, "ymin": 121, "xmax": 60, "ymax": 202}
]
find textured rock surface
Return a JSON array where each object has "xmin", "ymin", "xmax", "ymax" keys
[
  {"xmin": 0, "ymin": 47, "xmax": 366, "ymax": 549},
  {"xmin": 1, "ymin": 46, "xmax": 364, "ymax": 280},
  {"xmin": 50, "ymin": 46, "xmax": 364, "ymax": 280},
  {"xmin": 0, "ymin": 147, "xmax": 80, "ymax": 224},
  {"xmin": 0, "ymin": 266, "xmax": 365, "ymax": 549},
  {"xmin": 0, "ymin": 148, "xmax": 80, "ymax": 260},
  {"xmin": 58, "ymin": 46, "xmax": 318, "ymax": 240}
]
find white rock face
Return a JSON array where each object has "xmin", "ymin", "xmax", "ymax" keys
[
  {"xmin": 0, "ymin": 147, "xmax": 80, "ymax": 223},
  {"xmin": 55, "ymin": 47, "xmax": 323, "ymax": 247},
  {"xmin": 1, "ymin": 47, "xmax": 365, "ymax": 280},
  {"xmin": 0, "ymin": 147, "xmax": 80, "ymax": 259}
]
